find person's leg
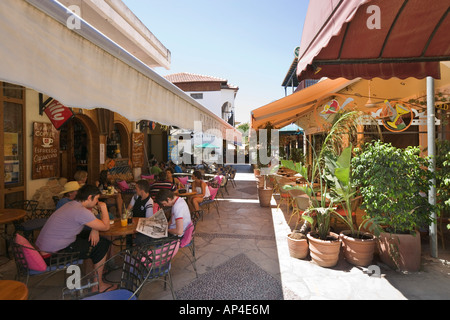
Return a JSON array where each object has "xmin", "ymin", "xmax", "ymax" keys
[
  {"xmin": 89, "ymin": 237, "xmax": 116, "ymax": 292},
  {"xmin": 192, "ymin": 196, "xmax": 203, "ymax": 211}
]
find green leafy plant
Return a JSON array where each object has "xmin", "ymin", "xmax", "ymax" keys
[
  {"xmin": 352, "ymin": 141, "xmax": 435, "ymax": 234},
  {"xmin": 324, "ymin": 145, "xmax": 382, "ymax": 238},
  {"xmin": 435, "ymin": 140, "xmax": 450, "ymax": 229},
  {"xmin": 282, "ymin": 111, "xmax": 364, "ymax": 240}
]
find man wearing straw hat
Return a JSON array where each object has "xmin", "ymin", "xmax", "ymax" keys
[{"xmin": 56, "ymin": 181, "xmax": 80, "ymax": 210}]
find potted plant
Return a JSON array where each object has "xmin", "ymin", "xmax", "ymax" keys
[
  {"xmin": 352, "ymin": 141, "xmax": 435, "ymax": 272},
  {"xmin": 282, "ymin": 111, "xmax": 362, "ymax": 267},
  {"xmin": 255, "ymin": 122, "xmax": 275, "ymax": 207},
  {"xmin": 324, "ymin": 144, "xmax": 382, "ymax": 267}
]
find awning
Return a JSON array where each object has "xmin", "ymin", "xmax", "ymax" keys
[
  {"xmin": 251, "ymin": 77, "xmax": 357, "ymax": 129},
  {"xmin": 0, "ymin": 0, "xmax": 240, "ymax": 142},
  {"xmin": 297, "ymin": 0, "xmax": 450, "ymax": 81}
]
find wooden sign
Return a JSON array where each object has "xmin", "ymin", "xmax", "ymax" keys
[
  {"xmin": 131, "ymin": 132, "xmax": 145, "ymax": 168},
  {"xmin": 32, "ymin": 122, "xmax": 60, "ymax": 179}
]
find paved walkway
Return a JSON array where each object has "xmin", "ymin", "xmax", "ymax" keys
[{"xmin": 1, "ymin": 165, "xmax": 450, "ymax": 300}]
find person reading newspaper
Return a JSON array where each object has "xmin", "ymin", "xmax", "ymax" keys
[{"xmin": 135, "ymin": 189, "xmax": 191, "ymax": 246}]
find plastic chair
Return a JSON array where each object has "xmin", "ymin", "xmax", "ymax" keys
[
  {"xmin": 62, "ymin": 247, "xmax": 152, "ymax": 300},
  {"xmin": 7, "ymin": 201, "xmax": 52, "ymax": 241},
  {"xmin": 200, "ymin": 186, "xmax": 219, "ymax": 217},
  {"xmin": 12, "ymin": 234, "xmax": 83, "ymax": 293}
]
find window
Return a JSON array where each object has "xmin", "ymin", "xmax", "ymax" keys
[{"xmin": 190, "ymin": 93, "xmax": 203, "ymax": 100}]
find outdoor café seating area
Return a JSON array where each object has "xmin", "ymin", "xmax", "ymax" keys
[{"xmin": 0, "ymin": 163, "xmax": 241, "ymax": 300}]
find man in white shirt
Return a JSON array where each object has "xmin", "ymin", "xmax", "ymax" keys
[{"xmin": 155, "ymin": 189, "xmax": 192, "ymax": 237}]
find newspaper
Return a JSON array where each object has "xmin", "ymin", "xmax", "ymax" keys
[{"xmin": 136, "ymin": 209, "xmax": 168, "ymax": 238}]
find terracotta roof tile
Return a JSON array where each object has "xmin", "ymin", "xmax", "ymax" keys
[{"xmin": 164, "ymin": 72, "xmax": 238, "ymax": 90}]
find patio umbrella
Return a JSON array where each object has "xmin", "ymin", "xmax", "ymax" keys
[{"xmin": 296, "ymin": 0, "xmax": 450, "ymax": 257}]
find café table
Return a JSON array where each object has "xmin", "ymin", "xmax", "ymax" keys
[
  {"xmin": 0, "ymin": 209, "xmax": 27, "ymax": 258},
  {"xmin": 0, "ymin": 280, "xmax": 28, "ymax": 300},
  {"xmin": 99, "ymin": 192, "xmax": 123, "ymax": 216}
]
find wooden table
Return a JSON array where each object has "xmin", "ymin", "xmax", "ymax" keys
[
  {"xmin": 0, "ymin": 209, "xmax": 27, "ymax": 225},
  {"xmin": 0, "ymin": 280, "xmax": 28, "ymax": 300},
  {"xmin": 100, "ymin": 217, "xmax": 139, "ymax": 237},
  {"xmin": 0, "ymin": 209, "xmax": 27, "ymax": 258}
]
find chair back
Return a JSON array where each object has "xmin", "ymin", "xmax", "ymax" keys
[
  {"xmin": 7, "ymin": 200, "xmax": 39, "ymax": 220},
  {"xmin": 178, "ymin": 176, "xmax": 189, "ymax": 186},
  {"xmin": 208, "ymin": 186, "xmax": 219, "ymax": 200},
  {"xmin": 143, "ymin": 238, "xmax": 180, "ymax": 273},
  {"xmin": 295, "ymin": 196, "xmax": 311, "ymax": 211},
  {"xmin": 180, "ymin": 222, "xmax": 194, "ymax": 248},
  {"xmin": 121, "ymin": 247, "xmax": 154, "ymax": 299},
  {"xmin": 288, "ymin": 189, "xmax": 305, "ymax": 198}
]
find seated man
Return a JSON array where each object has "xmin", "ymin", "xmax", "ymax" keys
[
  {"xmin": 127, "ymin": 180, "xmax": 154, "ymax": 218},
  {"xmin": 135, "ymin": 189, "xmax": 192, "ymax": 246},
  {"xmin": 149, "ymin": 171, "xmax": 176, "ymax": 199},
  {"xmin": 156, "ymin": 189, "xmax": 192, "ymax": 237},
  {"xmin": 36, "ymin": 185, "xmax": 114, "ymax": 293}
]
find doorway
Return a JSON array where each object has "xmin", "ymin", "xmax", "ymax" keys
[{"xmin": 60, "ymin": 114, "xmax": 99, "ymax": 185}]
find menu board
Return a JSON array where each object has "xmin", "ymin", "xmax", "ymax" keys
[
  {"xmin": 32, "ymin": 122, "xmax": 60, "ymax": 180},
  {"xmin": 131, "ymin": 132, "xmax": 145, "ymax": 168}
]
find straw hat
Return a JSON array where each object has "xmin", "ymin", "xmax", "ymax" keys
[{"xmin": 59, "ymin": 181, "xmax": 81, "ymax": 194}]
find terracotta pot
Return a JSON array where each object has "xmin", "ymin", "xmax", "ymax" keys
[
  {"xmin": 378, "ymin": 231, "xmax": 421, "ymax": 272},
  {"xmin": 254, "ymin": 168, "xmax": 260, "ymax": 176},
  {"xmin": 287, "ymin": 233, "xmax": 309, "ymax": 259},
  {"xmin": 257, "ymin": 187, "xmax": 273, "ymax": 207},
  {"xmin": 340, "ymin": 230, "xmax": 376, "ymax": 267},
  {"xmin": 307, "ymin": 232, "xmax": 341, "ymax": 268},
  {"xmin": 255, "ymin": 175, "xmax": 264, "ymax": 187}
]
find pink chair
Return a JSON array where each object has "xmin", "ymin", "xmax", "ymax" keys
[
  {"xmin": 200, "ymin": 186, "xmax": 219, "ymax": 217},
  {"xmin": 178, "ymin": 176, "xmax": 189, "ymax": 186},
  {"xmin": 179, "ymin": 222, "xmax": 198, "ymax": 277}
]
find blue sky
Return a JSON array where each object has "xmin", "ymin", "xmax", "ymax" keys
[{"xmin": 122, "ymin": 0, "xmax": 309, "ymax": 125}]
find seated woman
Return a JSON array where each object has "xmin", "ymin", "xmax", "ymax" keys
[
  {"xmin": 56, "ymin": 181, "xmax": 80, "ymax": 210},
  {"xmin": 188, "ymin": 170, "xmax": 210, "ymax": 212},
  {"xmin": 127, "ymin": 180, "xmax": 154, "ymax": 218},
  {"xmin": 165, "ymin": 167, "xmax": 183, "ymax": 190}
]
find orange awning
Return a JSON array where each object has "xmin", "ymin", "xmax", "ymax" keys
[{"xmin": 251, "ymin": 77, "xmax": 356, "ymax": 129}]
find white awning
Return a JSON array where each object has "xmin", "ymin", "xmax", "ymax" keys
[{"xmin": 0, "ymin": 0, "xmax": 240, "ymax": 142}]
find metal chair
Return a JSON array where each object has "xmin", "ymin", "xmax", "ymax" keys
[
  {"xmin": 140, "ymin": 237, "xmax": 181, "ymax": 300},
  {"xmin": 178, "ymin": 210, "xmax": 204, "ymax": 278},
  {"xmin": 200, "ymin": 187, "xmax": 219, "ymax": 217},
  {"xmin": 62, "ymin": 247, "xmax": 152, "ymax": 300},
  {"xmin": 12, "ymin": 233, "xmax": 83, "ymax": 294},
  {"xmin": 228, "ymin": 168, "xmax": 237, "ymax": 188},
  {"xmin": 7, "ymin": 200, "xmax": 52, "ymax": 241}
]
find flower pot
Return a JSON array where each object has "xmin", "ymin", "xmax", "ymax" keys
[
  {"xmin": 307, "ymin": 232, "xmax": 341, "ymax": 268},
  {"xmin": 257, "ymin": 187, "xmax": 273, "ymax": 207},
  {"xmin": 340, "ymin": 230, "xmax": 376, "ymax": 267},
  {"xmin": 378, "ymin": 230, "xmax": 421, "ymax": 272},
  {"xmin": 255, "ymin": 175, "xmax": 264, "ymax": 187},
  {"xmin": 254, "ymin": 168, "xmax": 260, "ymax": 176},
  {"xmin": 287, "ymin": 233, "xmax": 309, "ymax": 259}
]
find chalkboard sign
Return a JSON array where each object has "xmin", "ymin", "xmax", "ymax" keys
[
  {"xmin": 32, "ymin": 122, "xmax": 60, "ymax": 179},
  {"xmin": 131, "ymin": 132, "xmax": 145, "ymax": 168}
]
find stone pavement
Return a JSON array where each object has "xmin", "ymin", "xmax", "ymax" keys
[{"xmin": 1, "ymin": 164, "xmax": 450, "ymax": 300}]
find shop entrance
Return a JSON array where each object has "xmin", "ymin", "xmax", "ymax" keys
[{"xmin": 60, "ymin": 114, "xmax": 99, "ymax": 185}]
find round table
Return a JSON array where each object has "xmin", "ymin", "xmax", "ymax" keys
[
  {"xmin": 0, "ymin": 209, "xmax": 27, "ymax": 225},
  {"xmin": 100, "ymin": 217, "xmax": 139, "ymax": 237},
  {"xmin": 0, "ymin": 280, "xmax": 28, "ymax": 300},
  {"xmin": 0, "ymin": 209, "xmax": 27, "ymax": 258}
]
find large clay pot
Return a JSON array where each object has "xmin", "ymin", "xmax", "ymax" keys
[
  {"xmin": 307, "ymin": 232, "xmax": 341, "ymax": 268},
  {"xmin": 257, "ymin": 187, "xmax": 273, "ymax": 207},
  {"xmin": 340, "ymin": 230, "xmax": 376, "ymax": 267},
  {"xmin": 287, "ymin": 233, "xmax": 309, "ymax": 259},
  {"xmin": 378, "ymin": 231, "xmax": 421, "ymax": 272}
]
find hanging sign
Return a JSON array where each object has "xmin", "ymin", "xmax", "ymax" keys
[
  {"xmin": 32, "ymin": 122, "xmax": 60, "ymax": 180},
  {"xmin": 131, "ymin": 132, "xmax": 145, "ymax": 168},
  {"xmin": 44, "ymin": 100, "xmax": 74, "ymax": 129}
]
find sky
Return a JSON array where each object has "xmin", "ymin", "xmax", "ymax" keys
[{"xmin": 122, "ymin": 0, "xmax": 310, "ymax": 125}]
